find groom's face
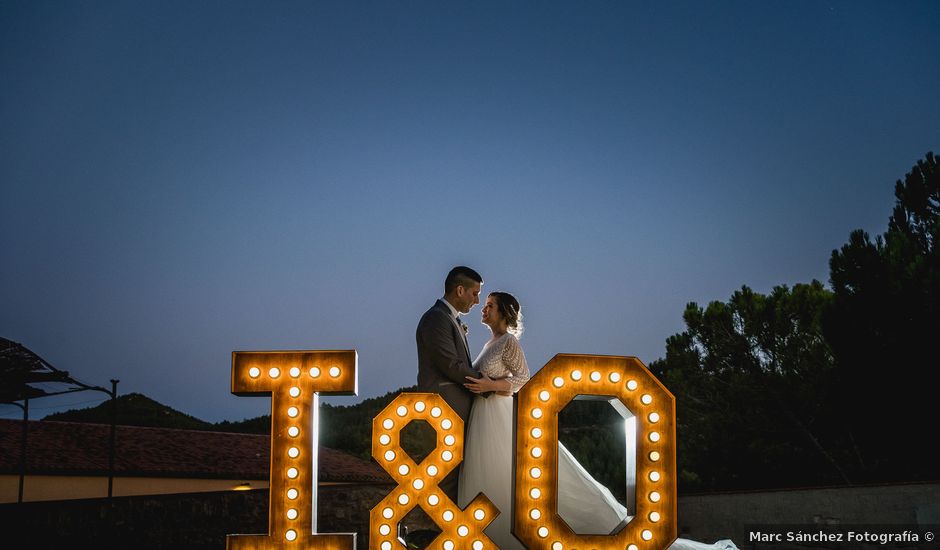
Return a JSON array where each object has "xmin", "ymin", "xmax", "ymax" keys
[{"xmin": 455, "ymin": 282, "xmax": 482, "ymax": 313}]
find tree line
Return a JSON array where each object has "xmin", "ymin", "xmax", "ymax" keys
[{"xmin": 649, "ymin": 151, "xmax": 938, "ymax": 492}]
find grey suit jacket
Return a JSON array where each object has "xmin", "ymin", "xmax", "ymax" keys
[{"xmin": 416, "ymin": 299, "xmax": 479, "ymax": 422}]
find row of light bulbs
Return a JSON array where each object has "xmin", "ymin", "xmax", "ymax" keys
[
  {"xmin": 278, "ymin": 366, "xmax": 344, "ymax": 542},
  {"xmin": 247, "ymin": 365, "xmax": 343, "ymax": 379}
]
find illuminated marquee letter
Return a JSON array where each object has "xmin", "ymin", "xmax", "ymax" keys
[
  {"xmin": 229, "ymin": 350, "xmax": 358, "ymax": 550},
  {"xmin": 513, "ymin": 354, "xmax": 677, "ymax": 550},
  {"xmin": 370, "ymin": 393, "xmax": 499, "ymax": 550}
]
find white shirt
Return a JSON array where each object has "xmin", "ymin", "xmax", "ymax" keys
[
  {"xmin": 442, "ymin": 297, "xmax": 460, "ymax": 321},
  {"xmin": 442, "ymin": 298, "xmax": 467, "ymax": 336}
]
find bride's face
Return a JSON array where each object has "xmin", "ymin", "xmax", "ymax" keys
[{"xmin": 480, "ymin": 295, "xmax": 502, "ymax": 327}]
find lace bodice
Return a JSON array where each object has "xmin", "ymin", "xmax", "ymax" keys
[{"xmin": 472, "ymin": 333, "xmax": 530, "ymax": 393}]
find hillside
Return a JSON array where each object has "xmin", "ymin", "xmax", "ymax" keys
[
  {"xmin": 43, "ymin": 393, "xmax": 214, "ymax": 430},
  {"xmin": 41, "ymin": 388, "xmax": 625, "ymax": 500}
]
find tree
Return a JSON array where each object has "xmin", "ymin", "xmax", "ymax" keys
[
  {"xmin": 824, "ymin": 151, "xmax": 939, "ymax": 481},
  {"xmin": 650, "ymin": 281, "xmax": 850, "ymax": 492}
]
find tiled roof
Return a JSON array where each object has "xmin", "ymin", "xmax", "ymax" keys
[{"xmin": 0, "ymin": 419, "xmax": 392, "ymax": 484}]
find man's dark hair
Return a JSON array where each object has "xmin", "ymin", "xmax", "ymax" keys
[{"xmin": 444, "ymin": 266, "xmax": 483, "ymax": 294}]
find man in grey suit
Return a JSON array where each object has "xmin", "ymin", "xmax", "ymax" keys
[{"xmin": 416, "ymin": 265, "xmax": 483, "ymax": 502}]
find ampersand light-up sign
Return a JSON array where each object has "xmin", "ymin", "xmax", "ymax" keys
[
  {"xmin": 370, "ymin": 393, "xmax": 498, "ymax": 550},
  {"xmin": 514, "ymin": 354, "xmax": 677, "ymax": 550},
  {"xmin": 228, "ymin": 350, "xmax": 358, "ymax": 550}
]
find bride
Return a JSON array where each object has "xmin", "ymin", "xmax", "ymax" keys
[{"xmin": 458, "ymin": 291, "xmax": 738, "ymax": 550}]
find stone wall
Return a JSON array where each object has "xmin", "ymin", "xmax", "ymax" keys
[
  {"xmin": 0, "ymin": 483, "xmax": 394, "ymax": 550},
  {"xmin": 2, "ymin": 481, "xmax": 938, "ymax": 549},
  {"xmin": 677, "ymin": 482, "xmax": 940, "ymax": 550}
]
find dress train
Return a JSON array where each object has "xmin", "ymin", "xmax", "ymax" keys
[{"xmin": 458, "ymin": 395, "xmax": 738, "ymax": 550}]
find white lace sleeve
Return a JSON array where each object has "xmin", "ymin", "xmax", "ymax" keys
[{"xmin": 501, "ymin": 335, "xmax": 530, "ymax": 393}]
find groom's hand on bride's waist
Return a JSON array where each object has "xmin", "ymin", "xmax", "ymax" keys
[{"xmin": 464, "ymin": 373, "xmax": 496, "ymax": 398}]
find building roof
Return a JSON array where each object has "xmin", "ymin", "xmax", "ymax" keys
[{"xmin": 0, "ymin": 419, "xmax": 392, "ymax": 484}]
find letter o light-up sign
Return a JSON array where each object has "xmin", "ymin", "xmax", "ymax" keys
[
  {"xmin": 514, "ymin": 354, "xmax": 677, "ymax": 550},
  {"xmin": 228, "ymin": 350, "xmax": 357, "ymax": 550}
]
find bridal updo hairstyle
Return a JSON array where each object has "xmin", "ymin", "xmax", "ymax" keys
[{"xmin": 489, "ymin": 291, "xmax": 524, "ymax": 338}]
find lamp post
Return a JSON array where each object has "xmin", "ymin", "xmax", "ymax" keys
[{"xmin": 107, "ymin": 379, "xmax": 119, "ymax": 498}]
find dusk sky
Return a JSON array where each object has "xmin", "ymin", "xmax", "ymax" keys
[{"xmin": 3, "ymin": 1, "xmax": 938, "ymax": 424}]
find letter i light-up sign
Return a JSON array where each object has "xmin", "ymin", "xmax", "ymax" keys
[{"xmin": 228, "ymin": 350, "xmax": 358, "ymax": 550}]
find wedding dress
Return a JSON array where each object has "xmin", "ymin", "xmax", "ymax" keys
[{"xmin": 457, "ymin": 333, "xmax": 738, "ymax": 550}]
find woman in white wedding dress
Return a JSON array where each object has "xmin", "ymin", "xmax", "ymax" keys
[{"xmin": 457, "ymin": 291, "xmax": 738, "ymax": 550}]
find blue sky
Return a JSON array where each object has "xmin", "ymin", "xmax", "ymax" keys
[{"xmin": 2, "ymin": 1, "xmax": 938, "ymax": 423}]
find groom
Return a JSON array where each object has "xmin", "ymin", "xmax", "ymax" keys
[{"xmin": 416, "ymin": 265, "xmax": 483, "ymax": 502}]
